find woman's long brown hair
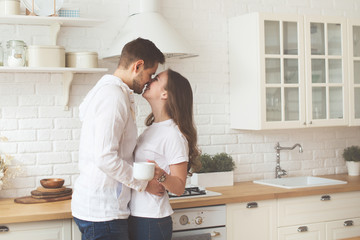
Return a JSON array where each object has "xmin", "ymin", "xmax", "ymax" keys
[{"xmin": 145, "ymin": 69, "xmax": 201, "ymax": 173}]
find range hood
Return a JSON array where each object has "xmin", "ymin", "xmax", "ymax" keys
[{"xmin": 101, "ymin": 0, "xmax": 197, "ymax": 60}]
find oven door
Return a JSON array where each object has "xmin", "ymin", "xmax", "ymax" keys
[{"xmin": 172, "ymin": 227, "xmax": 226, "ymax": 240}]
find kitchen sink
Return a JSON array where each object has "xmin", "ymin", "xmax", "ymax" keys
[{"xmin": 253, "ymin": 176, "xmax": 347, "ymax": 189}]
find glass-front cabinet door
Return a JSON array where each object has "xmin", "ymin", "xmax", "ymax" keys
[
  {"xmin": 263, "ymin": 16, "xmax": 305, "ymax": 129},
  {"xmin": 229, "ymin": 13, "xmax": 352, "ymax": 130},
  {"xmin": 304, "ymin": 16, "xmax": 348, "ymax": 127},
  {"xmin": 349, "ymin": 19, "xmax": 360, "ymax": 126}
]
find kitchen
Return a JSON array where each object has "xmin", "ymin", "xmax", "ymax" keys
[{"xmin": 1, "ymin": 0, "xmax": 360, "ymax": 239}]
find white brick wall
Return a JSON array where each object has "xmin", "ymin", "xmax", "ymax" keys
[{"xmin": 0, "ymin": 0, "xmax": 360, "ymax": 198}]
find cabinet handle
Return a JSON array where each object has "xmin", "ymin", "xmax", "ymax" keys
[
  {"xmin": 344, "ymin": 220, "xmax": 354, "ymax": 227},
  {"xmin": 320, "ymin": 195, "xmax": 331, "ymax": 201},
  {"xmin": 309, "ymin": 121, "xmax": 312, "ymax": 124},
  {"xmin": 297, "ymin": 226, "xmax": 308, "ymax": 232},
  {"xmin": 246, "ymin": 202, "xmax": 258, "ymax": 208},
  {"xmin": 0, "ymin": 226, "xmax": 9, "ymax": 232}
]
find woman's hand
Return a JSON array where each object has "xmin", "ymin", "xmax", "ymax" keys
[
  {"xmin": 145, "ymin": 179, "xmax": 165, "ymax": 196},
  {"xmin": 147, "ymin": 160, "xmax": 166, "ymax": 180},
  {"xmin": 144, "ymin": 160, "xmax": 166, "ymax": 196},
  {"xmin": 147, "ymin": 160, "xmax": 187, "ymax": 196}
]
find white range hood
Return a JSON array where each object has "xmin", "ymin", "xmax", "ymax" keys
[{"xmin": 101, "ymin": 0, "xmax": 197, "ymax": 60}]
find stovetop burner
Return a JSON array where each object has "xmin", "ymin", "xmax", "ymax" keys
[{"xmin": 168, "ymin": 186, "xmax": 206, "ymax": 198}]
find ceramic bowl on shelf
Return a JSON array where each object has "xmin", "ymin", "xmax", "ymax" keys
[
  {"xmin": 40, "ymin": 178, "xmax": 64, "ymax": 188},
  {"xmin": 65, "ymin": 51, "xmax": 98, "ymax": 68}
]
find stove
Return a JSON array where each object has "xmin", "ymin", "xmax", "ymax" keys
[
  {"xmin": 168, "ymin": 186, "xmax": 222, "ymax": 199},
  {"xmin": 172, "ymin": 204, "xmax": 226, "ymax": 239}
]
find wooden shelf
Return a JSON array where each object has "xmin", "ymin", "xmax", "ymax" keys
[
  {"xmin": 0, "ymin": 15, "xmax": 104, "ymax": 27},
  {"xmin": 0, "ymin": 67, "xmax": 109, "ymax": 110},
  {"xmin": 0, "ymin": 66, "xmax": 108, "ymax": 73},
  {"xmin": 0, "ymin": 15, "xmax": 107, "ymax": 110}
]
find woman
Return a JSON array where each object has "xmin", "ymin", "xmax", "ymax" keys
[{"xmin": 129, "ymin": 69, "xmax": 201, "ymax": 240}]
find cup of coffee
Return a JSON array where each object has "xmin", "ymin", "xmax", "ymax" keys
[{"xmin": 133, "ymin": 162, "xmax": 155, "ymax": 181}]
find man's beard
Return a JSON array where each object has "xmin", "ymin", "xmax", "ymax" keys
[{"xmin": 132, "ymin": 71, "xmax": 143, "ymax": 94}]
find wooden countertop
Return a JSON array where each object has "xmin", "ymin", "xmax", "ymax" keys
[
  {"xmin": 170, "ymin": 174, "xmax": 360, "ymax": 209},
  {"xmin": 1, "ymin": 174, "xmax": 359, "ymax": 224}
]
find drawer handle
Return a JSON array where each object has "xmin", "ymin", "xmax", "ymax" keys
[
  {"xmin": 246, "ymin": 202, "xmax": 258, "ymax": 208},
  {"xmin": 320, "ymin": 195, "xmax": 331, "ymax": 201},
  {"xmin": 0, "ymin": 226, "xmax": 9, "ymax": 232},
  {"xmin": 344, "ymin": 220, "xmax": 354, "ymax": 227},
  {"xmin": 297, "ymin": 226, "xmax": 308, "ymax": 232},
  {"xmin": 211, "ymin": 231, "xmax": 221, "ymax": 237}
]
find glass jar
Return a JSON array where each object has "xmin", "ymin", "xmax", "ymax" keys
[
  {"xmin": 5, "ymin": 40, "xmax": 27, "ymax": 67},
  {"xmin": 0, "ymin": 43, "xmax": 3, "ymax": 66}
]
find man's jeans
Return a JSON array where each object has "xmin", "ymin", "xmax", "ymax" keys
[{"xmin": 73, "ymin": 217, "xmax": 129, "ymax": 240}]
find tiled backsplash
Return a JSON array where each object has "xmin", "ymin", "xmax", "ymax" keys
[{"xmin": 1, "ymin": 0, "xmax": 360, "ymax": 198}]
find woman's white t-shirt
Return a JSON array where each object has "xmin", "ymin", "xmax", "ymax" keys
[{"xmin": 130, "ymin": 119, "xmax": 189, "ymax": 218}]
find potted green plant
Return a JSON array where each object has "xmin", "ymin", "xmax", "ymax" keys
[
  {"xmin": 191, "ymin": 152, "xmax": 235, "ymax": 187},
  {"xmin": 342, "ymin": 146, "xmax": 360, "ymax": 176}
]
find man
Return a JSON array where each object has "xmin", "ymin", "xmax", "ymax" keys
[{"xmin": 71, "ymin": 38, "xmax": 165, "ymax": 240}]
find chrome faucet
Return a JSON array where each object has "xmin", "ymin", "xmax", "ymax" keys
[{"xmin": 275, "ymin": 142, "xmax": 303, "ymax": 178}]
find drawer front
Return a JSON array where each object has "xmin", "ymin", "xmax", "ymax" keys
[
  {"xmin": 278, "ymin": 223, "xmax": 326, "ymax": 240},
  {"xmin": 326, "ymin": 217, "xmax": 360, "ymax": 240},
  {"xmin": 0, "ymin": 220, "xmax": 71, "ymax": 240},
  {"xmin": 278, "ymin": 192, "xmax": 360, "ymax": 227},
  {"xmin": 227, "ymin": 200, "xmax": 277, "ymax": 240}
]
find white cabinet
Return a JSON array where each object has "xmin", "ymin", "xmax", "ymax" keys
[
  {"xmin": 278, "ymin": 223, "xmax": 326, "ymax": 240},
  {"xmin": 304, "ymin": 16, "xmax": 348, "ymax": 127},
  {"xmin": 72, "ymin": 219, "xmax": 81, "ymax": 240},
  {"xmin": 0, "ymin": 219, "xmax": 71, "ymax": 240},
  {"xmin": 277, "ymin": 192, "xmax": 360, "ymax": 240},
  {"xmin": 327, "ymin": 218, "xmax": 360, "ymax": 240},
  {"xmin": 226, "ymin": 192, "xmax": 360, "ymax": 240},
  {"xmin": 229, "ymin": 12, "xmax": 350, "ymax": 130},
  {"xmin": 229, "ymin": 12, "xmax": 305, "ymax": 130},
  {"xmin": 226, "ymin": 199, "xmax": 277, "ymax": 240},
  {"xmin": 278, "ymin": 219, "xmax": 360, "ymax": 240},
  {"xmin": 348, "ymin": 18, "xmax": 360, "ymax": 126},
  {"xmin": 0, "ymin": 16, "xmax": 108, "ymax": 110},
  {"xmin": 0, "ymin": 219, "xmax": 82, "ymax": 240}
]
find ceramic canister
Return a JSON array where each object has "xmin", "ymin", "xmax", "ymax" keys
[
  {"xmin": 27, "ymin": 45, "xmax": 65, "ymax": 67},
  {"xmin": 65, "ymin": 51, "xmax": 98, "ymax": 68},
  {"xmin": 0, "ymin": 0, "xmax": 20, "ymax": 16}
]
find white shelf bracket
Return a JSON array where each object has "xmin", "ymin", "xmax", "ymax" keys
[
  {"xmin": 49, "ymin": 22, "xmax": 61, "ymax": 45},
  {"xmin": 62, "ymin": 72, "xmax": 74, "ymax": 110}
]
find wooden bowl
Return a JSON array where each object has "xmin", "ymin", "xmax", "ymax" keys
[{"xmin": 40, "ymin": 178, "xmax": 64, "ymax": 189}]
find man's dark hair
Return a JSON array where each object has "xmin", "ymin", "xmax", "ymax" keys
[{"xmin": 118, "ymin": 38, "xmax": 165, "ymax": 69}]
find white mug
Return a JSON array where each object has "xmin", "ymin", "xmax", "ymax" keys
[{"xmin": 133, "ymin": 162, "xmax": 155, "ymax": 181}]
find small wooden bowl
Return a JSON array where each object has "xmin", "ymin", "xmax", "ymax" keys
[{"xmin": 40, "ymin": 178, "xmax": 64, "ymax": 189}]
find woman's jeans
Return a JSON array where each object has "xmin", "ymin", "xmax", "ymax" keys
[
  {"xmin": 128, "ymin": 215, "xmax": 173, "ymax": 240},
  {"xmin": 73, "ymin": 217, "xmax": 129, "ymax": 240}
]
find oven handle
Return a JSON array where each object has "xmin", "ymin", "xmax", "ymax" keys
[{"xmin": 211, "ymin": 231, "xmax": 221, "ymax": 237}]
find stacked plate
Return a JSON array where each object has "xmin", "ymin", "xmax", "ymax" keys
[
  {"xmin": 14, "ymin": 178, "xmax": 72, "ymax": 204},
  {"xmin": 31, "ymin": 186, "xmax": 72, "ymax": 199},
  {"xmin": 22, "ymin": 0, "xmax": 63, "ymax": 16}
]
